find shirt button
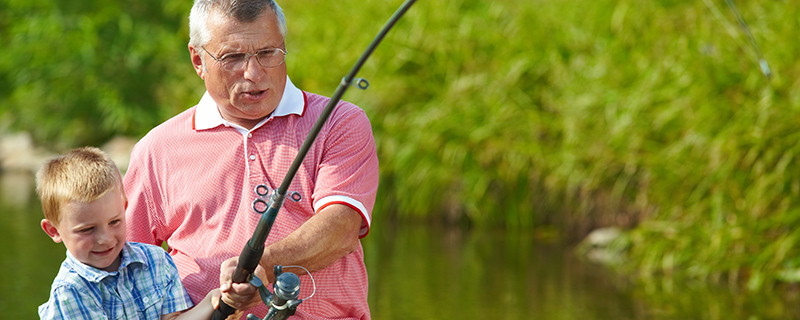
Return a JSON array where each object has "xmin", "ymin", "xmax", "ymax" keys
[
  {"xmin": 249, "ymin": 154, "xmax": 256, "ymax": 160},
  {"xmin": 248, "ymin": 133, "xmax": 253, "ymax": 138},
  {"xmin": 143, "ymin": 297, "xmax": 149, "ymax": 303}
]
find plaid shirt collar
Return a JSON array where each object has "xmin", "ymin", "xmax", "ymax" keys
[{"xmin": 63, "ymin": 242, "xmax": 145, "ymax": 282}]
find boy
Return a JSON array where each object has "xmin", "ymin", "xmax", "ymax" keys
[{"xmin": 36, "ymin": 146, "xmax": 222, "ymax": 319}]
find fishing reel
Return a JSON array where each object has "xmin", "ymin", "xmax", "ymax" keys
[{"xmin": 246, "ymin": 265, "xmax": 303, "ymax": 320}]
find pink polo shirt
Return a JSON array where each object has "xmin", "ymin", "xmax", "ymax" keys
[{"xmin": 123, "ymin": 76, "xmax": 378, "ymax": 320}]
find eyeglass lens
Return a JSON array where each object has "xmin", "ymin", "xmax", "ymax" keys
[{"xmin": 222, "ymin": 49, "xmax": 285, "ymax": 70}]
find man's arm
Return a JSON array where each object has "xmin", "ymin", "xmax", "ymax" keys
[
  {"xmin": 219, "ymin": 203, "xmax": 362, "ymax": 310},
  {"xmin": 261, "ymin": 203, "xmax": 362, "ymax": 277}
]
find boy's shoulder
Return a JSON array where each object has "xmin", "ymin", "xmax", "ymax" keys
[
  {"xmin": 126, "ymin": 241, "xmax": 167, "ymax": 254},
  {"xmin": 39, "ymin": 257, "xmax": 103, "ymax": 318},
  {"xmin": 125, "ymin": 241, "xmax": 174, "ymax": 266},
  {"xmin": 49, "ymin": 257, "xmax": 95, "ymax": 292}
]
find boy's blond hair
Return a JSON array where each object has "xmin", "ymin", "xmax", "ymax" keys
[{"xmin": 36, "ymin": 146, "xmax": 124, "ymax": 225}]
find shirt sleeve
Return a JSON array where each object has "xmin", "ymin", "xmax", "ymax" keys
[
  {"xmin": 39, "ymin": 286, "xmax": 105, "ymax": 320},
  {"xmin": 124, "ymin": 142, "xmax": 165, "ymax": 246},
  {"xmin": 159, "ymin": 250, "xmax": 194, "ymax": 315},
  {"xmin": 313, "ymin": 103, "xmax": 379, "ymax": 237}
]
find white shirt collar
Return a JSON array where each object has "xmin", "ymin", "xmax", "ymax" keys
[{"xmin": 193, "ymin": 75, "xmax": 305, "ymax": 132}]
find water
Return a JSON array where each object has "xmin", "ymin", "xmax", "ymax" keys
[
  {"xmin": 2, "ymin": 172, "xmax": 799, "ymax": 319},
  {"xmin": 0, "ymin": 172, "xmax": 66, "ymax": 318},
  {"xmin": 364, "ymin": 224, "xmax": 641, "ymax": 319}
]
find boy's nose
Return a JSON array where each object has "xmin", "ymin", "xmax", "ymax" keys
[{"xmin": 95, "ymin": 228, "xmax": 113, "ymax": 245}]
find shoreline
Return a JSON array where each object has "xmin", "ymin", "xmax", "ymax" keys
[{"xmin": 0, "ymin": 132, "xmax": 136, "ymax": 174}]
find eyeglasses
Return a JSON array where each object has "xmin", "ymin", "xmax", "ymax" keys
[{"xmin": 202, "ymin": 47, "xmax": 288, "ymax": 71}]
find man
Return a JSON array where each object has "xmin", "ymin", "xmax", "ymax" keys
[{"xmin": 123, "ymin": 1, "xmax": 379, "ymax": 319}]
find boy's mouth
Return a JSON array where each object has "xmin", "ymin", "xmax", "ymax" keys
[{"xmin": 93, "ymin": 246, "xmax": 115, "ymax": 256}]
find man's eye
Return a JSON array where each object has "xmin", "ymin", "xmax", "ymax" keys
[
  {"xmin": 221, "ymin": 53, "xmax": 246, "ymax": 62},
  {"xmin": 257, "ymin": 49, "xmax": 276, "ymax": 57}
]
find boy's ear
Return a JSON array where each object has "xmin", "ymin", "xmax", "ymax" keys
[{"xmin": 41, "ymin": 219, "xmax": 63, "ymax": 243}]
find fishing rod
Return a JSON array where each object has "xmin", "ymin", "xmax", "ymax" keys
[{"xmin": 211, "ymin": 1, "xmax": 417, "ymax": 319}]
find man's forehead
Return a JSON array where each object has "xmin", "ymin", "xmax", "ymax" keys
[{"xmin": 206, "ymin": 9, "xmax": 283, "ymax": 48}]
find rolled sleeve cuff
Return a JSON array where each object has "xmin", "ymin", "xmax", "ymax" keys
[{"xmin": 314, "ymin": 195, "xmax": 371, "ymax": 238}]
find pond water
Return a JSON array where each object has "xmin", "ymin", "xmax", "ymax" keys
[{"xmin": 2, "ymin": 172, "xmax": 798, "ymax": 319}]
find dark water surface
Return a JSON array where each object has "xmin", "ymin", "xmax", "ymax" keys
[
  {"xmin": 364, "ymin": 223, "xmax": 642, "ymax": 320},
  {"xmin": 2, "ymin": 172, "xmax": 798, "ymax": 319}
]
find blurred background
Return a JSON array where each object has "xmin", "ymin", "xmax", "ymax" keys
[{"xmin": 2, "ymin": 0, "xmax": 800, "ymax": 319}]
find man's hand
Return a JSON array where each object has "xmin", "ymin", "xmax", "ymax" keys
[{"xmin": 219, "ymin": 256, "xmax": 267, "ymax": 311}]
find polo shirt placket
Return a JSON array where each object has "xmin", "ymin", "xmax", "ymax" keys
[{"xmin": 244, "ymin": 129, "xmax": 265, "ymax": 190}]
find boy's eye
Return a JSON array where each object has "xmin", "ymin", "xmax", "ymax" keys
[
  {"xmin": 109, "ymin": 219, "xmax": 121, "ymax": 226},
  {"xmin": 79, "ymin": 227, "xmax": 94, "ymax": 233}
]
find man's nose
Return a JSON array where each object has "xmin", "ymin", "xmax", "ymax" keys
[{"xmin": 243, "ymin": 55, "xmax": 267, "ymax": 81}]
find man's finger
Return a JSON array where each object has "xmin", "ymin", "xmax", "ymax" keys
[{"xmin": 219, "ymin": 257, "xmax": 238, "ymax": 284}]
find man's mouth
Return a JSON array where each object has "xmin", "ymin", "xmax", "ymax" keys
[{"xmin": 245, "ymin": 90, "xmax": 266, "ymax": 96}]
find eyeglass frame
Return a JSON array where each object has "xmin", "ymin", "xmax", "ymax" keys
[{"xmin": 201, "ymin": 47, "xmax": 288, "ymax": 71}]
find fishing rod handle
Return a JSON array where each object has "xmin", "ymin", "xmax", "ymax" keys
[
  {"xmin": 211, "ymin": 244, "xmax": 265, "ymax": 320},
  {"xmin": 212, "ymin": 301, "xmax": 237, "ymax": 320},
  {"xmin": 212, "ymin": 187, "xmax": 282, "ymax": 319}
]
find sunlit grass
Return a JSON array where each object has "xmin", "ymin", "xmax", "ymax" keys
[{"xmin": 287, "ymin": 0, "xmax": 800, "ymax": 291}]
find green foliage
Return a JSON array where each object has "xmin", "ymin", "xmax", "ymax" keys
[
  {"xmin": 4, "ymin": 0, "xmax": 800, "ymax": 292},
  {"xmin": 0, "ymin": 0, "xmax": 198, "ymax": 149}
]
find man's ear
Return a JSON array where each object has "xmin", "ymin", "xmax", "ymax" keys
[
  {"xmin": 41, "ymin": 219, "xmax": 63, "ymax": 243},
  {"xmin": 189, "ymin": 45, "xmax": 206, "ymax": 80}
]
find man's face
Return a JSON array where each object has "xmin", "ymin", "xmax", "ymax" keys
[
  {"xmin": 190, "ymin": 9, "xmax": 288, "ymax": 129},
  {"xmin": 41, "ymin": 189, "xmax": 127, "ymax": 272}
]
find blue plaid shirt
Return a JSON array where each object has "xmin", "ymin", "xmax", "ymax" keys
[{"xmin": 38, "ymin": 242, "xmax": 193, "ymax": 319}]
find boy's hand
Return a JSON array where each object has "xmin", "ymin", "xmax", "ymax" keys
[
  {"xmin": 219, "ymin": 256, "xmax": 265, "ymax": 311},
  {"xmin": 209, "ymin": 288, "xmax": 221, "ymax": 310}
]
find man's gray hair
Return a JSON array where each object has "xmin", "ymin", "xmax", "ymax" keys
[{"xmin": 189, "ymin": 0, "xmax": 287, "ymax": 49}]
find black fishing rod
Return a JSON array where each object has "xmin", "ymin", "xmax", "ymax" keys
[{"xmin": 211, "ymin": 1, "xmax": 416, "ymax": 319}]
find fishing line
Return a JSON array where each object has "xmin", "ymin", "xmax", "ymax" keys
[
  {"xmin": 725, "ymin": 0, "xmax": 771, "ymax": 79},
  {"xmin": 283, "ymin": 265, "xmax": 316, "ymax": 301},
  {"xmin": 702, "ymin": 0, "xmax": 772, "ymax": 79}
]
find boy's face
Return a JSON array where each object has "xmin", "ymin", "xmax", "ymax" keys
[{"xmin": 41, "ymin": 188, "xmax": 127, "ymax": 272}]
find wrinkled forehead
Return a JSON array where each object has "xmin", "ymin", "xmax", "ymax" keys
[{"xmin": 205, "ymin": 8, "xmax": 284, "ymax": 51}]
